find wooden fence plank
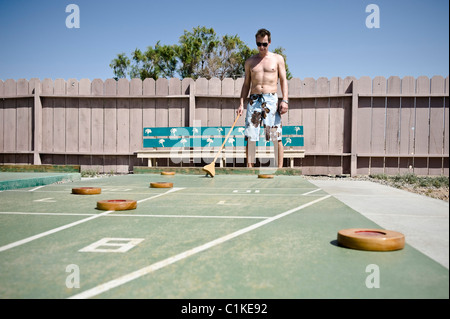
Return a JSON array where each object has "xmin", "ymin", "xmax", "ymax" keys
[
  {"xmin": 116, "ymin": 79, "xmax": 131, "ymax": 172},
  {"xmin": 65, "ymin": 79, "xmax": 79, "ymax": 154},
  {"xmin": 385, "ymin": 76, "xmax": 401, "ymax": 174},
  {"xmin": 207, "ymin": 78, "xmax": 221, "ymax": 127},
  {"xmin": 41, "ymin": 79, "xmax": 54, "ymax": 153},
  {"xmin": 414, "ymin": 76, "xmax": 430, "ymax": 174},
  {"xmin": 4, "ymin": 80, "xmax": 17, "ymax": 153},
  {"xmin": 168, "ymin": 78, "xmax": 182, "ymax": 127},
  {"xmin": 154, "ymin": 78, "xmax": 169, "ymax": 165},
  {"xmin": 103, "ymin": 78, "xmax": 117, "ymax": 171},
  {"xmin": 371, "ymin": 76, "xmax": 387, "ymax": 174},
  {"xmin": 314, "ymin": 78, "xmax": 329, "ymax": 174},
  {"xmin": 117, "ymin": 78, "xmax": 130, "ymax": 154},
  {"xmin": 182, "ymin": 77, "xmax": 194, "ymax": 127},
  {"xmin": 155, "ymin": 78, "xmax": 169, "ymax": 128},
  {"xmin": 301, "ymin": 78, "xmax": 316, "ymax": 174},
  {"xmin": 356, "ymin": 76, "xmax": 372, "ymax": 174},
  {"xmin": 429, "ymin": 76, "xmax": 446, "ymax": 174},
  {"xmin": 129, "ymin": 78, "xmax": 143, "ymax": 153},
  {"xmin": 398, "ymin": 77, "xmax": 415, "ymax": 174},
  {"xmin": 142, "ymin": 78, "xmax": 156, "ymax": 139},
  {"xmin": 234, "ymin": 78, "xmax": 245, "ymax": 127},
  {"xmin": 195, "ymin": 78, "xmax": 208, "ymax": 127},
  {"xmin": 91, "ymin": 79, "xmax": 104, "ymax": 154},
  {"xmin": 221, "ymin": 78, "xmax": 236, "ymax": 125},
  {"xmin": 16, "ymin": 79, "xmax": 30, "ymax": 153},
  {"xmin": 78, "ymin": 79, "xmax": 91, "ymax": 153},
  {"xmin": 328, "ymin": 77, "xmax": 344, "ymax": 175},
  {"xmin": 52, "ymin": 79, "xmax": 66, "ymax": 154}
]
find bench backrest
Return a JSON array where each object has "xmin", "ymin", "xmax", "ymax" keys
[{"xmin": 142, "ymin": 126, "xmax": 304, "ymax": 148}]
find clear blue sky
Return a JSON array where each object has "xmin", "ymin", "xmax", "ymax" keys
[{"xmin": 0, "ymin": 0, "xmax": 448, "ymax": 81}]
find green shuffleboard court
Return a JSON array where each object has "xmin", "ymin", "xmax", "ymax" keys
[{"xmin": 0, "ymin": 173, "xmax": 448, "ymax": 299}]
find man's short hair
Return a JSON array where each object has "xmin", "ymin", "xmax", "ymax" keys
[{"xmin": 255, "ymin": 28, "xmax": 271, "ymax": 42}]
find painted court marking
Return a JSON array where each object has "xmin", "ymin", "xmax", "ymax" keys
[
  {"xmin": 33, "ymin": 197, "xmax": 56, "ymax": 203},
  {"xmin": 0, "ymin": 211, "xmax": 268, "ymax": 220},
  {"xmin": 29, "ymin": 186, "xmax": 45, "ymax": 192},
  {"xmin": 0, "ymin": 187, "xmax": 184, "ymax": 252},
  {"xmin": 69, "ymin": 194, "xmax": 331, "ymax": 299},
  {"xmin": 79, "ymin": 238, "xmax": 145, "ymax": 253},
  {"xmin": 302, "ymin": 189, "xmax": 322, "ymax": 196}
]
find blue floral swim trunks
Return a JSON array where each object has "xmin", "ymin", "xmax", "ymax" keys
[{"xmin": 245, "ymin": 93, "xmax": 282, "ymax": 142}]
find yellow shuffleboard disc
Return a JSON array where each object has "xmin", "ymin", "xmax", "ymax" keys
[
  {"xmin": 96, "ymin": 199, "xmax": 137, "ymax": 211},
  {"xmin": 161, "ymin": 171, "xmax": 175, "ymax": 176},
  {"xmin": 258, "ymin": 174, "xmax": 274, "ymax": 179},
  {"xmin": 337, "ymin": 228, "xmax": 405, "ymax": 251},
  {"xmin": 150, "ymin": 182, "xmax": 173, "ymax": 188},
  {"xmin": 72, "ymin": 187, "xmax": 101, "ymax": 195}
]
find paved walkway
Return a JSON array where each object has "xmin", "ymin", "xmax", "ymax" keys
[{"xmin": 307, "ymin": 179, "xmax": 449, "ymax": 269}]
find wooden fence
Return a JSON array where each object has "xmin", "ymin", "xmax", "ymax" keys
[{"xmin": 0, "ymin": 76, "xmax": 448, "ymax": 176}]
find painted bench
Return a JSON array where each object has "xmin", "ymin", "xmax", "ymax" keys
[{"xmin": 136, "ymin": 125, "xmax": 304, "ymax": 168}]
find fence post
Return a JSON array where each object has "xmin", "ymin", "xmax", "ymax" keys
[
  {"xmin": 33, "ymin": 84, "xmax": 42, "ymax": 165},
  {"xmin": 189, "ymin": 80, "xmax": 196, "ymax": 127},
  {"xmin": 350, "ymin": 79, "xmax": 358, "ymax": 176}
]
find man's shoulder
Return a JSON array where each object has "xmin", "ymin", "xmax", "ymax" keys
[
  {"xmin": 246, "ymin": 54, "xmax": 259, "ymax": 61},
  {"xmin": 272, "ymin": 52, "xmax": 284, "ymax": 61}
]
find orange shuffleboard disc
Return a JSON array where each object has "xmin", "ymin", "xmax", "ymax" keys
[
  {"xmin": 72, "ymin": 187, "xmax": 101, "ymax": 195},
  {"xmin": 258, "ymin": 174, "xmax": 274, "ymax": 179},
  {"xmin": 150, "ymin": 182, "xmax": 173, "ymax": 188},
  {"xmin": 161, "ymin": 171, "xmax": 175, "ymax": 176},
  {"xmin": 96, "ymin": 199, "xmax": 137, "ymax": 211},
  {"xmin": 337, "ymin": 228, "xmax": 405, "ymax": 251}
]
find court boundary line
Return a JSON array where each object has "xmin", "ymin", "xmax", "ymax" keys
[
  {"xmin": 0, "ymin": 188, "xmax": 184, "ymax": 252},
  {"xmin": 68, "ymin": 194, "xmax": 331, "ymax": 299},
  {"xmin": 0, "ymin": 211, "xmax": 269, "ymax": 220}
]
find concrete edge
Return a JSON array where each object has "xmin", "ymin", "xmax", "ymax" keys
[{"xmin": 0, "ymin": 173, "xmax": 81, "ymax": 191}]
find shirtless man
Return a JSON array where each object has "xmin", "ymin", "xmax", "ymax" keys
[{"xmin": 237, "ymin": 28, "xmax": 289, "ymax": 168}]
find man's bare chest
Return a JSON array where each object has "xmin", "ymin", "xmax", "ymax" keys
[{"xmin": 250, "ymin": 59, "xmax": 278, "ymax": 75}]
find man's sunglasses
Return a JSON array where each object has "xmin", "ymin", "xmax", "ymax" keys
[{"xmin": 256, "ymin": 42, "xmax": 269, "ymax": 47}]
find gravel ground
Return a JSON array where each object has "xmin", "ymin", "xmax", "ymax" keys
[{"xmin": 305, "ymin": 175, "xmax": 449, "ymax": 202}]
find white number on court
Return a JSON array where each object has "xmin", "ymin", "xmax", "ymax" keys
[{"xmin": 79, "ymin": 238, "xmax": 144, "ymax": 253}]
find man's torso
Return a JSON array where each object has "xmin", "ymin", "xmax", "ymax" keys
[{"xmin": 249, "ymin": 53, "xmax": 279, "ymax": 94}]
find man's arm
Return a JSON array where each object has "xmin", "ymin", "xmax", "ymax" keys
[
  {"xmin": 278, "ymin": 54, "xmax": 288, "ymax": 115},
  {"xmin": 237, "ymin": 60, "xmax": 251, "ymax": 116}
]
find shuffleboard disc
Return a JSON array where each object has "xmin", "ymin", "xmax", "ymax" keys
[
  {"xmin": 161, "ymin": 171, "xmax": 175, "ymax": 176},
  {"xmin": 72, "ymin": 187, "xmax": 101, "ymax": 195},
  {"xmin": 258, "ymin": 174, "xmax": 274, "ymax": 179},
  {"xmin": 337, "ymin": 228, "xmax": 405, "ymax": 251},
  {"xmin": 97, "ymin": 199, "xmax": 137, "ymax": 211},
  {"xmin": 150, "ymin": 182, "xmax": 173, "ymax": 188}
]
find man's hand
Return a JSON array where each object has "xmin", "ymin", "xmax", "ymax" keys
[
  {"xmin": 279, "ymin": 101, "xmax": 288, "ymax": 115},
  {"xmin": 237, "ymin": 104, "xmax": 244, "ymax": 116}
]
